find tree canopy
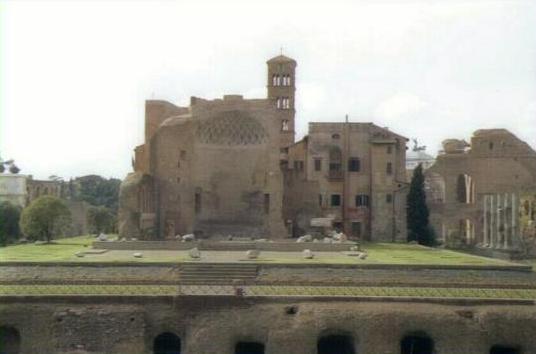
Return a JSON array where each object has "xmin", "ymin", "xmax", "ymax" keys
[
  {"xmin": 20, "ymin": 196, "xmax": 71, "ymax": 242},
  {"xmin": 406, "ymin": 164, "xmax": 436, "ymax": 246},
  {"xmin": 72, "ymin": 175, "xmax": 121, "ymax": 212},
  {"xmin": 0, "ymin": 201, "xmax": 21, "ymax": 245},
  {"xmin": 86, "ymin": 206, "xmax": 115, "ymax": 234}
]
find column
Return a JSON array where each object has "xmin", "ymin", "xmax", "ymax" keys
[
  {"xmin": 483, "ymin": 195, "xmax": 488, "ymax": 246},
  {"xmin": 497, "ymin": 194, "xmax": 502, "ymax": 248},
  {"xmin": 490, "ymin": 195, "xmax": 495, "ymax": 249},
  {"xmin": 503, "ymin": 193, "xmax": 509, "ymax": 249},
  {"xmin": 511, "ymin": 193, "xmax": 517, "ymax": 248}
]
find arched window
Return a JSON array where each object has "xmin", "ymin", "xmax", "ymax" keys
[
  {"xmin": 153, "ymin": 332, "xmax": 181, "ymax": 354},
  {"xmin": 490, "ymin": 345, "xmax": 521, "ymax": 354},
  {"xmin": 0, "ymin": 326, "xmax": 21, "ymax": 354},
  {"xmin": 400, "ymin": 333, "xmax": 434, "ymax": 354},
  {"xmin": 456, "ymin": 174, "xmax": 475, "ymax": 203},
  {"xmin": 317, "ymin": 335, "xmax": 356, "ymax": 354},
  {"xmin": 235, "ymin": 341, "xmax": 265, "ymax": 354},
  {"xmin": 276, "ymin": 75, "xmax": 281, "ymax": 86},
  {"xmin": 276, "ymin": 97, "xmax": 282, "ymax": 109},
  {"xmin": 286, "ymin": 75, "xmax": 291, "ymax": 86},
  {"xmin": 272, "ymin": 75, "xmax": 277, "ymax": 86}
]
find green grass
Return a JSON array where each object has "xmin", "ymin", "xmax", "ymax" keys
[
  {"xmin": 0, "ymin": 237, "xmax": 520, "ymax": 267},
  {"xmin": 0, "ymin": 284, "xmax": 534, "ymax": 299},
  {"xmin": 0, "ymin": 235, "xmax": 101, "ymax": 262}
]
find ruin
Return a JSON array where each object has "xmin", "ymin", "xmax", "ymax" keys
[
  {"xmin": 119, "ymin": 55, "xmax": 408, "ymax": 242},
  {"xmin": 426, "ymin": 129, "xmax": 536, "ymax": 256}
]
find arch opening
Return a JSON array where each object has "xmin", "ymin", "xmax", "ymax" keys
[
  {"xmin": 400, "ymin": 333, "xmax": 434, "ymax": 354},
  {"xmin": 456, "ymin": 174, "xmax": 475, "ymax": 204},
  {"xmin": 317, "ymin": 334, "xmax": 355, "ymax": 354},
  {"xmin": 490, "ymin": 345, "xmax": 521, "ymax": 354},
  {"xmin": 235, "ymin": 341, "xmax": 265, "ymax": 354},
  {"xmin": 153, "ymin": 332, "xmax": 181, "ymax": 354},
  {"xmin": 0, "ymin": 326, "xmax": 21, "ymax": 354}
]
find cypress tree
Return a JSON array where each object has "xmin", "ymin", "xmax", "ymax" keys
[{"xmin": 406, "ymin": 164, "xmax": 435, "ymax": 246}]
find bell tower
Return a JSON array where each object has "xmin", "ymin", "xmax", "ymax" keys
[{"xmin": 266, "ymin": 54, "xmax": 297, "ymax": 148}]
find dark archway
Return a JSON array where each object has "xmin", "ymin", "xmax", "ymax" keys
[
  {"xmin": 235, "ymin": 341, "xmax": 265, "ymax": 354},
  {"xmin": 401, "ymin": 333, "xmax": 434, "ymax": 354},
  {"xmin": 0, "ymin": 326, "xmax": 21, "ymax": 354},
  {"xmin": 153, "ymin": 332, "xmax": 181, "ymax": 354},
  {"xmin": 490, "ymin": 345, "xmax": 521, "ymax": 354},
  {"xmin": 318, "ymin": 335, "xmax": 355, "ymax": 354}
]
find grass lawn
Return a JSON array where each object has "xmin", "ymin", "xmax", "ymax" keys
[
  {"xmin": 0, "ymin": 236, "xmax": 521, "ymax": 267},
  {"xmin": 0, "ymin": 284, "xmax": 534, "ymax": 299}
]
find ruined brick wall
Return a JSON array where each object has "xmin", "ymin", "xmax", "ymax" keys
[
  {"xmin": 2, "ymin": 297, "xmax": 536, "ymax": 354},
  {"xmin": 427, "ymin": 129, "xmax": 536, "ymax": 248},
  {"xmin": 149, "ymin": 96, "xmax": 287, "ymax": 239}
]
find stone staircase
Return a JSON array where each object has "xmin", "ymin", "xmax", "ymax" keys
[{"xmin": 178, "ymin": 263, "xmax": 259, "ymax": 284}]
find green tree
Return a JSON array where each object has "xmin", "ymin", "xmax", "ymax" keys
[
  {"xmin": 20, "ymin": 196, "xmax": 71, "ymax": 242},
  {"xmin": 73, "ymin": 175, "xmax": 121, "ymax": 212},
  {"xmin": 406, "ymin": 164, "xmax": 435, "ymax": 246},
  {"xmin": 0, "ymin": 201, "xmax": 21, "ymax": 245},
  {"xmin": 87, "ymin": 206, "xmax": 115, "ymax": 234}
]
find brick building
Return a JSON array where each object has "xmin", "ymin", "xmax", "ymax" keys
[{"xmin": 119, "ymin": 55, "xmax": 408, "ymax": 241}]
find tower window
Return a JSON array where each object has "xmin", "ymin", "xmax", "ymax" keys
[
  {"xmin": 281, "ymin": 119, "xmax": 289, "ymax": 131},
  {"xmin": 286, "ymin": 75, "xmax": 291, "ymax": 86},
  {"xmin": 272, "ymin": 74, "xmax": 278, "ymax": 86},
  {"xmin": 348, "ymin": 158, "xmax": 360, "ymax": 172},
  {"xmin": 276, "ymin": 97, "xmax": 282, "ymax": 109}
]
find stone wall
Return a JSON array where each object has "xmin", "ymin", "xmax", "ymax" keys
[{"xmin": 1, "ymin": 297, "xmax": 535, "ymax": 354}]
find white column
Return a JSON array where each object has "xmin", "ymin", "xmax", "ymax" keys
[
  {"xmin": 497, "ymin": 194, "xmax": 502, "ymax": 249},
  {"xmin": 483, "ymin": 195, "xmax": 488, "ymax": 246},
  {"xmin": 511, "ymin": 193, "xmax": 517, "ymax": 248},
  {"xmin": 490, "ymin": 195, "xmax": 495, "ymax": 249},
  {"xmin": 503, "ymin": 193, "xmax": 509, "ymax": 249}
]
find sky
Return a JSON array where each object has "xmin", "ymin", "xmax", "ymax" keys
[{"xmin": 0, "ymin": 0, "xmax": 535, "ymax": 180}]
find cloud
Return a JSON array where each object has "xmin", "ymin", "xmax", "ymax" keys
[{"xmin": 374, "ymin": 93, "xmax": 429, "ymax": 121}]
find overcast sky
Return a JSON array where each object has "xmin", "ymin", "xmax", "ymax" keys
[{"xmin": 1, "ymin": 0, "xmax": 535, "ymax": 180}]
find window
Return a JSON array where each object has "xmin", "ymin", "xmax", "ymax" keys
[
  {"xmin": 348, "ymin": 158, "xmax": 360, "ymax": 172},
  {"xmin": 386, "ymin": 162, "xmax": 393, "ymax": 175},
  {"xmin": 331, "ymin": 194, "xmax": 341, "ymax": 206},
  {"xmin": 318, "ymin": 194, "xmax": 323, "ymax": 207},
  {"xmin": 264, "ymin": 193, "xmax": 270, "ymax": 214},
  {"xmin": 294, "ymin": 160, "xmax": 304, "ymax": 171},
  {"xmin": 386, "ymin": 194, "xmax": 393, "ymax": 203},
  {"xmin": 180, "ymin": 150, "xmax": 186, "ymax": 159},
  {"xmin": 281, "ymin": 119, "xmax": 289, "ymax": 131},
  {"xmin": 177, "ymin": 160, "xmax": 181, "ymax": 168},
  {"xmin": 194, "ymin": 193, "xmax": 201, "ymax": 214},
  {"xmin": 387, "ymin": 145, "xmax": 393, "ymax": 154},
  {"xmin": 314, "ymin": 158, "xmax": 322, "ymax": 171},
  {"xmin": 272, "ymin": 74, "xmax": 278, "ymax": 86},
  {"xmin": 489, "ymin": 141, "xmax": 494, "ymax": 150},
  {"xmin": 332, "ymin": 133, "xmax": 340, "ymax": 140},
  {"xmin": 276, "ymin": 97, "xmax": 282, "ymax": 109},
  {"xmin": 356, "ymin": 194, "xmax": 370, "ymax": 207}
]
